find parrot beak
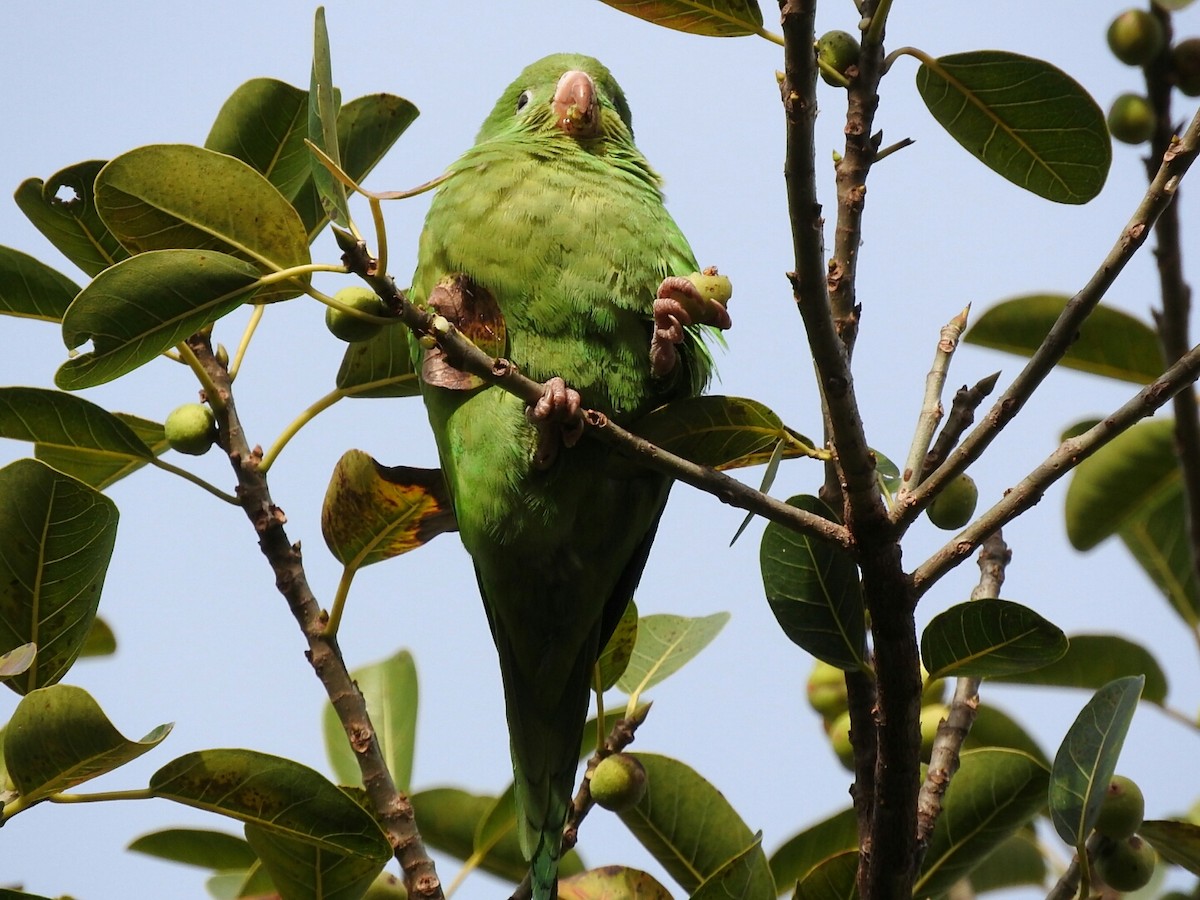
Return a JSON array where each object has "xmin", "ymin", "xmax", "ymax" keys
[{"xmin": 552, "ymin": 70, "xmax": 601, "ymax": 139}]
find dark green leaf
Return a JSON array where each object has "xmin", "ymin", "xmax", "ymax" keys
[
  {"xmin": 916, "ymin": 748, "xmax": 1049, "ymax": 897},
  {"xmin": 760, "ymin": 495, "xmax": 866, "ymax": 671},
  {"xmin": 57, "ymin": 249, "xmax": 260, "ymax": 389},
  {"xmin": 0, "ymin": 386, "xmax": 154, "ymax": 462},
  {"xmin": 150, "ymin": 749, "xmax": 390, "ymax": 860},
  {"xmin": 335, "ymin": 324, "xmax": 420, "ymax": 398},
  {"xmin": 769, "ymin": 807, "xmax": 858, "ymax": 892},
  {"xmin": 37, "ymin": 412, "xmax": 167, "ymax": 490},
  {"xmin": 793, "ymin": 850, "xmax": 857, "ymax": 900},
  {"xmin": 690, "ymin": 834, "xmax": 775, "ymax": 900},
  {"xmin": 968, "ymin": 828, "xmax": 1046, "ymax": 894},
  {"xmin": 14, "ymin": 160, "xmax": 130, "ymax": 276},
  {"xmin": 618, "ymin": 753, "xmax": 767, "ymax": 894},
  {"xmin": 0, "ymin": 246, "xmax": 81, "ymax": 323},
  {"xmin": 0, "ymin": 459, "xmax": 118, "ymax": 692},
  {"xmin": 1139, "ymin": 820, "xmax": 1200, "ymax": 875},
  {"xmin": 915, "ymin": 52, "xmax": 1110, "ymax": 203},
  {"xmin": 1118, "ymin": 483, "xmax": 1200, "ymax": 630},
  {"xmin": 966, "ymin": 704, "xmax": 1049, "ymax": 767},
  {"xmin": 323, "ymin": 649, "xmax": 418, "ymax": 792},
  {"xmin": 921, "ymin": 599, "xmax": 1068, "ymax": 680},
  {"xmin": 614, "ymin": 612, "xmax": 729, "ymax": 696},
  {"xmin": 596, "ymin": 0, "xmax": 764, "ymax": 37},
  {"xmin": 4, "ymin": 684, "xmax": 171, "ymax": 804},
  {"xmin": 597, "ymin": 600, "xmax": 638, "ymax": 692},
  {"xmin": 94, "ymin": 144, "xmax": 310, "ymax": 301},
  {"xmin": 630, "ymin": 396, "xmax": 813, "ymax": 471},
  {"xmin": 308, "ymin": 7, "xmax": 349, "ymax": 228},
  {"xmin": 991, "ymin": 634, "xmax": 1168, "ymax": 706},
  {"xmin": 965, "ymin": 296, "xmax": 1162, "ymax": 383},
  {"xmin": 79, "ymin": 616, "xmax": 117, "ymax": 657},
  {"xmin": 1048, "ymin": 675, "xmax": 1145, "ymax": 846},
  {"xmin": 1065, "ymin": 417, "xmax": 1177, "ymax": 550},
  {"xmin": 244, "ymin": 823, "xmax": 385, "ymax": 900},
  {"xmin": 128, "ymin": 827, "xmax": 258, "ymax": 870}
]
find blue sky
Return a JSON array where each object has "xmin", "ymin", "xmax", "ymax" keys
[{"xmin": 2, "ymin": 2, "xmax": 1199, "ymax": 898}]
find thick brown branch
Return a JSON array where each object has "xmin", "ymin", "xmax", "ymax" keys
[{"xmin": 186, "ymin": 335, "xmax": 443, "ymax": 900}]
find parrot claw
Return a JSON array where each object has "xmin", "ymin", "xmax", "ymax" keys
[
  {"xmin": 527, "ymin": 376, "xmax": 584, "ymax": 469},
  {"xmin": 651, "ymin": 275, "xmax": 733, "ymax": 377}
]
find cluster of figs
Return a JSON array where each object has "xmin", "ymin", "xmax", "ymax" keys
[{"xmin": 1107, "ymin": 7, "xmax": 1200, "ymax": 144}]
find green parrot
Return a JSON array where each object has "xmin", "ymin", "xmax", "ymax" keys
[{"xmin": 409, "ymin": 53, "xmax": 727, "ymax": 899}]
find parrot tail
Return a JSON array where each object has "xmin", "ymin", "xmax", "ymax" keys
[{"xmin": 530, "ymin": 829, "xmax": 562, "ymax": 900}]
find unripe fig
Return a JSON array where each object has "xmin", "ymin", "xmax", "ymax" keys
[
  {"xmin": 325, "ymin": 286, "xmax": 388, "ymax": 342},
  {"xmin": 1108, "ymin": 94, "xmax": 1157, "ymax": 144},
  {"xmin": 686, "ymin": 269, "xmax": 733, "ymax": 306},
  {"xmin": 927, "ymin": 474, "xmax": 978, "ymax": 530},
  {"xmin": 1094, "ymin": 775, "xmax": 1145, "ymax": 840},
  {"xmin": 164, "ymin": 403, "xmax": 216, "ymax": 456},
  {"xmin": 1173, "ymin": 38, "xmax": 1200, "ymax": 96},
  {"xmin": 818, "ymin": 30, "xmax": 861, "ymax": 86},
  {"xmin": 363, "ymin": 873, "xmax": 408, "ymax": 900},
  {"xmin": 1094, "ymin": 834, "xmax": 1156, "ymax": 893},
  {"xmin": 1107, "ymin": 10, "xmax": 1165, "ymax": 66},
  {"xmin": 590, "ymin": 753, "xmax": 647, "ymax": 811},
  {"xmin": 919, "ymin": 704, "xmax": 949, "ymax": 763},
  {"xmin": 828, "ymin": 709, "xmax": 855, "ymax": 771},
  {"xmin": 807, "ymin": 660, "xmax": 849, "ymax": 723}
]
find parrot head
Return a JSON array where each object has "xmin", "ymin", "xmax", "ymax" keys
[{"xmin": 474, "ymin": 53, "xmax": 636, "ymax": 148}]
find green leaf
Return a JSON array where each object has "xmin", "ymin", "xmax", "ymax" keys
[
  {"xmin": 323, "ymin": 649, "xmax": 418, "ymax": 792},
  {"xmin": 965, "ymin": 296, "xmax": 1163, "ymax": 383},
  {"xmin": 1048, "ymin": 675, "xmax": 1145, "ymax": 846},
  {"xmin": 629, "ymin": 396, "xmax": 814, "ymax": 471},
  {"xmin": 321, "ymin": 451, "xmax": 456, "ymax": 570},
  {"xmin": 0, "ymin": 459, "xmax": 118, "ymax": 692},
  {"xmin": 769, "ymin": 807, "xmax": 858, "ymax": 892},
  {"xmin": 4, "ymin": 684, "xmax": 171, "ymax": 804},
  {"xmin": 760, "ymin": 495, "xmax": 866, "ymax": 671},
  {"xmin": 150, "ymin": 749, "xmax": 389, "ymax": 860},
  {"xmin": 0, "ymin": 386, "xmax": 155, "ymax": 464},
  {"xmin": 915, "ymin": 51, "xmax": 1110, "ymax": 203},
  {"xmin": 690, "ymin": 834, "xmax": 775, "ymax": 900},
  {"xmin": 79, "ymin": 615, "xmax": 117, "ymax": 657},
  {"xmin": 1065, "ymin": 417, "xmax": 1178, "ymax": 550},
  {"xmin": 57, "ymin": 249, "xmax": 261, "ymax": 389},
  {"xmin": 558, "ymin": 866, "xmax": 673, "ymax": 900},
  {"xmin": 792, "ymin": 850, "xmax": 858, "ymax": 900},
  {"xmin": 38, "ymin": 412, "xmax": 167, "ymax": 490},
  {"xmin": 967, "ymin": 828, "xmax": 1046, "ymax": 894},
  {"xmin": 0, "ymin": 643, "xmax": 36, "ymax": 678},
  {"xmin": 128, "ymin": 827, "xmax": 258, "ymax": 870},
  {"xmin": 14, "ymin": 160, "xmax": 130, "ymax": 277},
  {"xmin": 0, "ymin": 246, "xmax": 81, "ymax": 323},
  {"xmin": 1139, "ymin": 820, "xmax": 1200, "ymax": 875},
  {"xmin": 614, "ymin": 612, "xmax": 729, "ymax": 696},
  {"xmin": 920, "ymin": 599, "xmax": 1068, "ymax": 680},
  {"xmin": 335, "ymin": 324, "xmax": 421, "ymax": 398},
  {"xmin": 966, "ymin": 704, "xmax": 1049, "ymax": 767},
  {"xmin": 595, "ymin": 0, "xmax": 764, "ymax": 36},
  {"xmin": 597, "ymin": 600, "xmax": 639, "ymax": 692},
  {"xmin": 308, "ymin": 7, "xmax": 349, "ymax": 229},
  {"xmin": 206, "ymin": 864, "xmax": 274, "ymax": 900},
  {"xmin": 915, "ymin": 748, "xmax": 1050, "ymax": 897},
  {"xmin": 94, "ymin": 144, "xmax": 311, "ymax": 302},
  {"xmin": 1118, "ymin": 481, "xmax": 1200, "ymax": 629},
  {"xmin": 244, "ymin": 822, "xmax": 385, "ymax": 900},
  {"xmin": 991, "ymin": 634, "xmax": 1168, "ymax": 706},
  {"xmin": 617, "ymin": 753, "xmax": 768, "ymax": 894},
  {"xmin": 0, "ymin": 889, "xmax": 58, "ymax": 900}
]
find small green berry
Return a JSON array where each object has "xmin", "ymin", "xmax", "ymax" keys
[
  {"xmin": 1094, "ymin": 775, "xmax": 1145, "ymax": 840},
  {"xmin": 828, "ymin": 709, "xmax": 855, "ymax": 772},
  {"xmin": 1173, "ymin": 38, "xmax": 1200, "ymax": 97},
  {"xmin": 325, "ymin": 286, "xmax": 388, "ymax": 343},
  {"xmin": 919, "ymin": 704, "xmax": 949, "ymax": 763},
  {"xmin": 927, "ymin": 474, "xmax": 979, "ymax": 530},
  {"xmin": 362, "ymin": 872, "xmax": 408, "ymax": 900},
  {"xmin": 1108, "ymin": 93, "xmax": 1157, "ymax": 145},
  {"xmin": 1094, "ymin": 834, "xmax": 1156, "ymax": 893},
  {"xmin": 807, "ymin": 660, "xmax": 848, "ymax": 724},
  {"xmin": 590, "ymin": 754, "xmax": 647, "ymax": 811},
  {"xmin": 818, "ymin": 30, "xmax": 861, "ymax": 86},
  {"xmin": 1107, "ymin": 10, "xmax": 1165, "ymax": 67},
  {"xmin": 164, "ymin": 403, "xmax": 216, "ymax": 456}
]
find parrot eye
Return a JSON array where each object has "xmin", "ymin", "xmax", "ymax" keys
[{"xmin": 516, "ymin": 90, "xmax": 532, "ymax": 111}]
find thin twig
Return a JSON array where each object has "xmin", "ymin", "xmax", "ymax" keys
[{"xmin": 918, "ymin": 372, "xmax": 1001, "ymax": 484}]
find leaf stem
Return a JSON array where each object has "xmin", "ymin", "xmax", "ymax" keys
[
  {"xmin": 176, "ymin": 341, "xmax": 225, "ymax": 413},
  {"xmin": 258, "ymin": 387, "xmax": 346, "ymax": 474},
  {"xmin": 49, "ymin": 788, "xmax": 156, "ymax": 803},
  {"xmin": 148, "ymin": 457, "xmax": 240, "ymax": 504},
  {"xmin": 228, "ymin": 305, "xmax": 264, "ymax": 381},
  {"xmin": 324, "ymin": 565, "xmax": 355, "ymax": 638}
]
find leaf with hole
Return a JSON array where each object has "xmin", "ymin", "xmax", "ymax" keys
[{"xmin": 915, "ymin": 51, "xmax": 1110, "ymax": 203}]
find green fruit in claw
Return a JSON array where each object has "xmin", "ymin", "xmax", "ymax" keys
[
  {"xmin": 1173, "ymin": 38, "xmax": 1200, "ymax": 97},
  {"xmin": 1107, "ymin": 10, "xmax": 1165, "ymax": 66},
  {"xmin": 686, "ymin": 270, "xmax": 733, "ymax": 305},
  {"xmin": 590, "ymin": 753, "xmax": 647, "ymax": 811},
  {"xmin": 807, "ymin": 660, "xmax": 849, "ymax": 723},
  {"xmin": 818, "ymin": 30, "xmax": 861, "ymax": 86},
  {"xmin": 1094, "ymin": 834, "xmax": 1156, "ymax": 892},
  {"xmin": 1094, "ymin": 775, "xmax": 1145, "ymax": 840},
  {"xmin": 325, "ymin": 286, "xmax": 388, "ymax": 342},
  {"xmin": 927, "ymin": 474, "xmax": 978, "ymax": 530},
  {"xmin": 164, "ymin": 403, "xmax": 216, "ymax": 456},
  {"xmin": 1108, "ymin": 94, "xmax": 1157, "ymax": 145}
]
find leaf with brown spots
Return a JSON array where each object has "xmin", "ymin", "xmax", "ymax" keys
[{"xmin": 321, "ymin": 449, "xmax": 456, "ymax": 569}]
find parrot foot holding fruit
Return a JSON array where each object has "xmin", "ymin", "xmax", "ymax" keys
[
  {"xmin": 526, "ymin": 376, "xmax": 584, "ymax": 469},
  {"xmin": 651, "ymin": 269, "xmax": 732, "ymax": 377}
]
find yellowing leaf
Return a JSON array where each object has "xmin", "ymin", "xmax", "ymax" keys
[{"xmin": 597, "ymin": 0, "xmax": 764, "ymax": 37}]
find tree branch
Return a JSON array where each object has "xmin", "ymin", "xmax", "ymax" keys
[{"xmin": 185, "ymin": 333, "xmax": 444, "ymax": 900}]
